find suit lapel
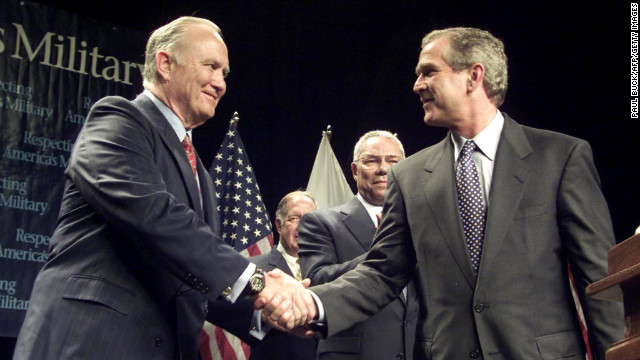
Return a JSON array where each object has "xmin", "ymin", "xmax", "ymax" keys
[
  {"xmin": 133, "ymin": 94, "xmax": 204, "ymax": 219},
  {"xmin": 478, "ymin": 114, "xmax": 532, "ymax": 281},
  {"xmin": 341, "ymin": 197, "xmax": 376, "ymax": 251},
  {"xmin": 341, "ymin": 197, "xmax": 414, "ymax": 306},
  {"xmin": 269, "ymin": 249, "xmax": 294, "ymax": 277},
  {"xmin": 197, "ymin": 156, "xmax": 219, "ymax": 235},
  {"xmin": 401, "ymin": 275, "xmax": 419, "ymax": 308},
  {"xmin": 422, "ymin": 137, "xmax": 477, "ymax": 288}
]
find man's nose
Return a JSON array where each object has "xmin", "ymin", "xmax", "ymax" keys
[
  {"xmin": 211, "ymin": 72, "xmax": 227, "ymax": 94},
  {"xmin": 378, "ymin": 159, "xmax": 393, "ymax": 173},
  {"xmin": 413, "ymin": 74, "xmax": 426, "ymax": 94}
]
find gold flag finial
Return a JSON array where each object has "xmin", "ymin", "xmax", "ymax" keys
[
  {"xmin": 323, "ymin": 125, "xmax": 332, "ymax": 141},
  {"xmin": 230, "ymin": 111, "xmax": 240, "ymax": 125}
]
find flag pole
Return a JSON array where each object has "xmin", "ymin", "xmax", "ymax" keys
[{"xmin": 231, "ymin": 111, "xmax": 240, "ymax": 125}]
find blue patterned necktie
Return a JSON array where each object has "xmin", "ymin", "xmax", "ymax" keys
[{"xmin": 456, "ymin": 140, "xmax": 486, "ymax": 276}]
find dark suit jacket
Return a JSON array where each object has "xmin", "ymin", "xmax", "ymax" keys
[
  {"xmin": 249, "ymin": 248, "xmax": 317, "ymax": 360},
  {"xmin": 310, "ymin": 114, "xmax": 624, "ymax": 360},
  {"xmin": 13, "ymin": 95, "xmax": 252, "ymax": 360},
  {"xmin": 299, "ymin": 197, "xmax": 419, "ymax": 360}
]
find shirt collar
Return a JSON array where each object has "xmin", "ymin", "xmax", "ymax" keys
[
  {"xmin": 356, "ymin": 193, "xmax": 382, "ymax": 226},
  {"xmin": 276, "ymin": 242, "xmax": 299, "ymax": 271},
  {"xmin": 451, "ymin": 110, "xmax": 504, "ymax": 161},
  {"xmin": 143, "ymin": 90, "xmax": 192, "ymax": 142}
]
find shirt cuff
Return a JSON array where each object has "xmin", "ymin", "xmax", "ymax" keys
[
  {"xmin": 308, "ymin": 290, "xmax": 325, "ymax": 322},
  {"xmin": 225, "ymin": 263, "xmax": 257, "ymax": 302},
  {"xmin": 249, "ymin": 309, "xmax": 270, "ymax": 340}
]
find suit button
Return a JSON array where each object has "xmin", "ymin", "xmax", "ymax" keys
[
  {"xmin": 154, "ymin": 337, "xmax": 163, "ymax": 347},
  {"xmin": 404, "ymin": 320, "xmax": 409, "ymax": 327},
  {"xmin": 204, "ymin": 304, "xmax": 209, "ymax": 315},
  {"xmin": 469, "ymin": 349, "xmax": 480, "ymax": 358},
  {"xmin": 395, "ymin": 353, "xmax": 405, "ymax": 360},
  {"xmin": 474, "ymin": 304, "xmax": 485, "ymax": 313}
]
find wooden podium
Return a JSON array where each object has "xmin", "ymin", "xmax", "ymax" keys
[{"xmin": 587, "ymin": 233, "xmax": 640, "ymax": 360}]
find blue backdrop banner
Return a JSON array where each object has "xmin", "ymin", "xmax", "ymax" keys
[{"xmin": 0, "ymin": 0, "xmax": 145, "ymax": 337}]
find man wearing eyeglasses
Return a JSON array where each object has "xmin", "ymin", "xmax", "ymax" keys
[
  {"xmin": 249, "ymin": 190, "xmax": 318, "ymax": 359},
  {"xmin": 297, "ymin": 130, "xmax": 419, "ymax": 360}
]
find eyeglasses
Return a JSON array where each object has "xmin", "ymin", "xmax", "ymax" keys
[
  {"xmin": 285, "ymin": 215, "xmax": 301, "ymax": 224},
  {"xmin": 356, "ymin": 155, "xmax": 403, "ymax": 169}
]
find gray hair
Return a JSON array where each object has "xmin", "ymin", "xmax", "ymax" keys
[
  {"xmin": 275, "ymin": 190, "xmax": 316, "ymax": 222},
  {"xmin": 421, "ymin": 27, "xmax": 508, "ymax": 107},
  {"xmin": 142, "ymin": 16, "xmax": 222, "ymax": 89},
  {"xmin": 352, "ymin": 130, "xmax": 405, "ymax": 162}
]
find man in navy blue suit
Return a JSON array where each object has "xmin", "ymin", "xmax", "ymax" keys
[{"xmin": 13, "ymin": 16, "xmax": 314, "ymax": 360}]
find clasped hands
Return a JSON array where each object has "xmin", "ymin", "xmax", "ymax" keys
[{"xmin": 252, "ymin": 268, "xmax": 317, "ymax": 337}]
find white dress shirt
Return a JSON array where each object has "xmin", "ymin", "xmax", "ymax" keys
[
  {"xmin": 451, "ymin": 110, "xmax": 504, "ymax": 205},
  {"xmin": 356, "ymin": 193, "xmax": 383, "ymax": 226},
  {"xmin": 277, "ymin": 242, "xmax": 301, "ymax": 279}
]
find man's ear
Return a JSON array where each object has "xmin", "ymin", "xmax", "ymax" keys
[
  {"xmin": 275, "ymin": 218, "xmax": 282, "ymax": 234},
  {"xmin": 467, "ymin": 63, "xmax": 485, "ymax": 92},
  {"xmin": 155, "ymin": 50, "xmax": 173, "ymax": 82},
  {"xmin": 351, "ymin": 162, "xmax": 358, "ymax": 182}
]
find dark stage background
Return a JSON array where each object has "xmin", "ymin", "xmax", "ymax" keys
[{"xmin": 1, "ymin": 0, "xmax": 637, "ymax": 357}]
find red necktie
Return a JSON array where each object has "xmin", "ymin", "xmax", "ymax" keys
[
  {"xmin": 182, "ymin": 134, "xmax": 197, "ymax": 178},
  {"xmin": 182, "ymin": 134, "xmax": 200, "ymax": 194}
]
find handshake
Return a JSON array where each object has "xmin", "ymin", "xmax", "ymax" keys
[{"xmin": 252, "ymin": 269, "xmax": 318, "ymax": 337}]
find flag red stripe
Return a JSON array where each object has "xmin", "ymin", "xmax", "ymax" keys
[
  {"xmin": 215, "ymin": 326, "xmax": 239, "ymax": 360},
  {"xmin": 199, "ymin": 329, "xmax": 214, "ymax": 360},
  {"xmin": 568, "ymin": 264, "xmax": 593, "ymax": 360},
  {"xmin": 241, "ymin": 339, "xmax": 251, "ymax": 359},
  {"xmin": 247, "ymin": 234, "xmax": 273, "ymax": 257}
]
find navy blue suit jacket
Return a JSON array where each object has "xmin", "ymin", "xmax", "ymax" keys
[{"xmin": 14, "ymin": 94, "xmax": 251, "ymax": 359}]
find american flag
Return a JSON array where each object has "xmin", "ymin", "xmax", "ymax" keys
[{"xmin": 200, "ymin": 114, "xmax": 274, "ymax": 360}]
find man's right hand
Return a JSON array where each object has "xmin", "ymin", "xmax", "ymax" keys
[
  {"xmin": 260, "ymin": 311, "xmax": 315, "ymax": 338},
  {"xmin": 252, "ymin": 269, "xmax": 317, "ymax": 330}
]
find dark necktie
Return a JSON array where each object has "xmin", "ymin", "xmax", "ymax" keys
[
  {"xmin": 456, "ymin": 140, "xmax": 486, "ymax": 275},
  {"xmin": 182, "ymin": 134, "xmax": 200, "ymax": 194}
]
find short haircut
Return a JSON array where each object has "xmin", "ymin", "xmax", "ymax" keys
[
  {"xmin": 421, "ymin": 27, "xmax": 508, "ymax": 107},
  {"xmin": 352, "ymin": 130, "xmax": 405, "ymax": 162},
  {"xmin": 275, "ymin": 191, "xmax": 316, "ymax": 222},
  {"xmin": 142, "ymin": 16, "xmax": 222, "ymax": 89}
]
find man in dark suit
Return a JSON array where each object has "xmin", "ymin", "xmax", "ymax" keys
[
  {"xmin": 13, "ymin": 16, "xmax": 313, "ymax": 360},
  {"xmin": 279, "ymin": 27, "xmax": 624, "ymax": 359},
  {"xmin": 249, "ymin": 190, "xmax": 318, "ymax": 359},
  {"xmin": 298, "ymin": 131, "xmax": 419, "ymax": 360}
]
